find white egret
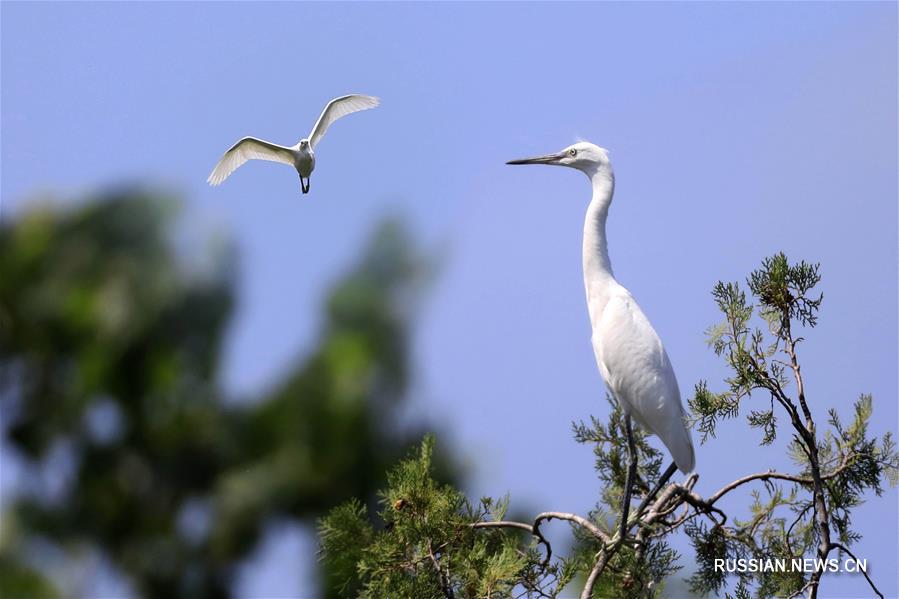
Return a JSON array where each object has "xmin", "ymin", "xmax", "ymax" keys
[
  {"xmin": 508, "ymin": 142, "xmax": 695, "ymax": 534},
  {"xmin": 207, "ymin": 94, "xmax": 379, "ymax": 194}
]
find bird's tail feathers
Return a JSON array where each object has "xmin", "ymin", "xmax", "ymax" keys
[
  {"xmin": 627, "ymin": 408, "xmax": 696, "ymax": 474},
  {"xmin": 666, "ymin": 422, "xmax": 695, "ymax": 474}
]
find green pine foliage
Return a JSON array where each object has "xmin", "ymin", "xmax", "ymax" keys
[
  {"xmin": 570, "ymin": 398, "xmax": 681, "ymax": 597},
  {"xmin": 320, "ymin": 402, "xmax": 687, "ymax": 598},
  {"xmin": 323, "ymin": 252, "xmax": 898, "ymax": 599},
  {"xmin": 686, "ymin": 252, "xmax": 899, "ymax": 597},
  {"xmin": 320, "ymin": 435, "xmax": 576, "ymax": 598}
]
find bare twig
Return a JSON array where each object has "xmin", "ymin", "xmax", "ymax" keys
[
  {"xmin": 784, "ymin": 503, "xmax": 813, "ymax": 556},
  {"xmin": 584, "ymin": 472, "xmax": 704, "ymax": 597},
  {"xmin": 427, "ymin": 540, "xmax": 454, "ymax": 599},
  {"xmin": 794, "ymin": 579, "xmax": 815, "ymax": 598},
  {"xmin": 534, "ymin": 511, "xmax": 610, "ymax": 544},
  {"xmin": 782, "ymin": 321, "xmax": 831, "ymax": 599},
  {"xmin": 831, "ymin": 543, "xmax": 883, "ymax": 599},
  {"xmin": 472, "ymin": 508, "xmax": 615, "ymax": 573},
  {"xmin": 680, "ymin": 489, "xmax": 728, "ymax": 525},
  {"xmin": 580, "ymin": 556, "xmax": 603, "ymax": 599},
  {"xmin": 471, "ymin": 520, "xmax": 553, "ymax": 567},
  {"xmin": 705, "ymin": 456, "xmax": 853, "ymax": 507},
  {"xmin": 581, "ymin": 549, "xmax": 615, "ymax": 599}
]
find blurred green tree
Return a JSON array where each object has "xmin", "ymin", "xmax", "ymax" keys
[{"xmin": 0, "ymin": 189, "xmax": 454, "ymax": 598}]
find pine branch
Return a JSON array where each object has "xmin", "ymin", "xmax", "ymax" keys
[{"xmin": 319, "ymin": 254, "xmax": 898, "ymax": 599}]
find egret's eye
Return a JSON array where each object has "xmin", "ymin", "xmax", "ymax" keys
[{"xmin": 568, "ymin": 148, "xmax": 577, "ymax": 157}]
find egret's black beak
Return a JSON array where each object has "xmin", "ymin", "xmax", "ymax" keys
[{"xmin": 506, "ymin": 152, "xmax": 565, "ymax": 166}]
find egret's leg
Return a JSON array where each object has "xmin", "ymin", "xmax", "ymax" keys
[
  {"xmin": 619, "ymin": 415, "xmax": 637, "ymax": 541},
  {"xmin": 633, "ymin": 461, "xmax": 678, "ymax": 522}
]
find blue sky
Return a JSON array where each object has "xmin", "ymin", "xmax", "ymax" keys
[{"xmin": 2, "ymin": 2, "xmax": 896, "ymax": 597}]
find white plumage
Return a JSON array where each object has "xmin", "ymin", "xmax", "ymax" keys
[
  {"xmin": 592, "ymin": 284, "xmax": 695, "ymax": 473},
  {"xmin": 308, "ymin": 94, "xmax": 379, "ymax": 149},
  {"xmin": 207, "ymin": 94, "xmax": 379, "ymax": 194},
  {"xmin": 508, "ymin": 141, "xmax": 695, "ymax": 474},
  {"xmin": 207, "ymin": 138, "xmax": 294, "ymax": 187}
]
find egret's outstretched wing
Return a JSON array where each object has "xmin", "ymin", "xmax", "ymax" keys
[
  {"xmin": 308, "ymin": 94, "xmax": 379, "ymax": 149},
  {"xmin": 207, "ymin": 137, "xmax": 294, "ymax": 186}
]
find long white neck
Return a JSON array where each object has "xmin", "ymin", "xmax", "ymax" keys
[{"xmin": 582, "ymin": 169, "xmax": 617, "ymax": 323}]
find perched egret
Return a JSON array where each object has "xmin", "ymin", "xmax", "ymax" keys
[
  {"xmin": 207, "ymin": 94, "xmax": 379, "ymax": 194},
  {"xmin": 508, "ymin": 142, "xmax": 695, "ymax": 533}
]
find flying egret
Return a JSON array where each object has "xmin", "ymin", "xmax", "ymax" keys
[
  {"xmin": 508, "ymin": 141, "xmax": 695, "ymax": 535},
  {"xmin": 207, "ymin": 94, "xmax": 379, "ymax": 194}
]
